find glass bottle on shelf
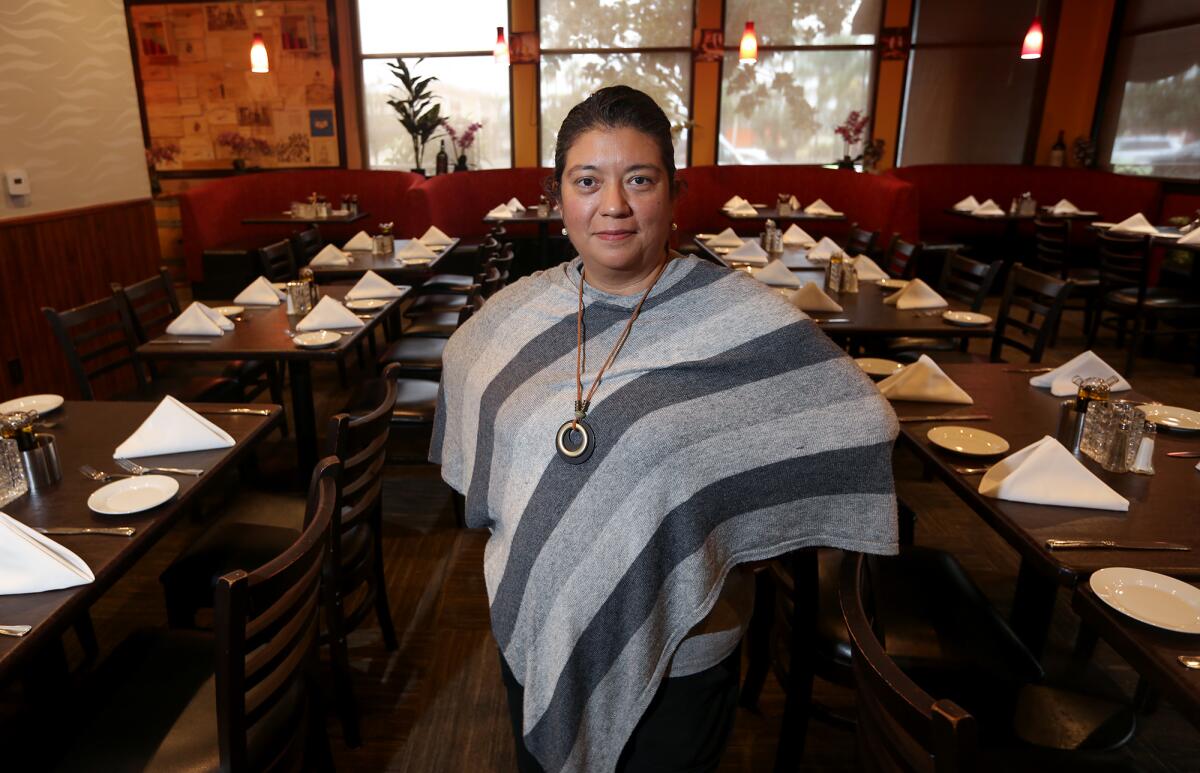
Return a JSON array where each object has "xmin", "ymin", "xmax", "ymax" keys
[
  {"xmin": 1049, "ymin": 130, "xmax": 1066, "ymax": 167},
  {"xmin": 436, "ymin": 141, "xmax": 449, "ymax": 176}
]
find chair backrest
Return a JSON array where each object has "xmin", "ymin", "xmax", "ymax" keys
[
  {"xmin": 990, "ymin": 263, "xmax": 1073, "ymax": 363},
  {"xmin": 321, "ymin": 364, "xmax": 400, "ymax": 627},
  {"xmin": 290, "ymin": 227, "xmax": 324, "ymax": 267},
  {"xmin": 258, "ymin": 239, "xmax": 298, "ymax": 283},
  {"xmin": 884, "ymin": 234, "xmax": 924, "ymax": 279},
  {"xmin": 937, "ymin": 252, "xmax": 1002, "ymax": 311},
  {"xmin": 839, "ymin": 552, "xmax": 978, "ymax": 773},
  {"xmin": 1032, "ymin": 218, "xmax": 1070, "ymax": 278},
  {"xmin": 214, "ymin": 456, "xmax": 340, "ymax": 773},
  {"xmin": 1095, "ymin": 231, "xmax": 1149, "ymax": 302},
  {"xmin": 112, "ymin": 267, "xmax": 181, "ymax": 343},
  {"xmin": 42, "ymin": 295, "xmax": 149, "ymax": 400},
  {"xmin": 847, "ymin": 224, "xmax": 879, "ymax": 257}
]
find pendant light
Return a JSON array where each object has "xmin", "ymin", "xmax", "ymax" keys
[
  {"xmin": 494, "ymin": 27, "xmax": 509, "ymax": 65},
  {"xmin": 738, "ymin": 21, "xmax": 757, "ymax": 65},
  {"xmin": 250, "ymin": 32, "xmax": 270, "ymax": 73},
  {"xmin": 1021, "ymin": 2, "xmax": 1044, "ymax": 60}
]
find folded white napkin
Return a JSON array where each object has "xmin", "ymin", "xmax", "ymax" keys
[
  {"xmin": 808, "ymin": 236, "xmax": 843, "ymax": 261},
  {"xmin": 853, "ymin": 255, "xmax": 889, "ymax": 281},
  {"xmin": 1029, "ymin": 350, "xmax": 1132, "ymax": 397},
  {"xmin": 729, "ymin": 203, "xmax": 758, "ymax": 216},
  {"xmin": 754, "ymin": 260, "xmax": 801, "ymax": 287},
  {"xmin": 979, "ymin": 435, "xmax": 1129, "ymax": 511},
  {"xmin": 790, "ymin": 282, "xmax": 843, "ymax": 312},
  {"xmin": 1051, "ymin": 198, "xmax": 1080, "ymax": 215},
  {"xmin": 788, "ymin": 195, "xmax": 800, "ymax": 210},
  {"xmin": 506, "ymin": 197, "xmax": 526, "ymax": 212},
  {"xmin": 346, "ymin": 270, "xmax": 403, "ymax": 300},
  {"xmin": 233, "ymin": 276, "xmax": 285, "ymax": 306},
  {"xmin": 876, "ymin": 354, "xmax": 973, "ymax": 404},
  {"xmin": 419, "ymin": 225, "xmax": 454, "ymax": 246},
  {"xmin": 310, "ymin": 244, "xmax": 350, "ymax": 266},
  {"xmin": 487, "ymin": 203, "xmax": 514, "ymax": 219},
  {"xmin": 113, "ymin": 395, "xmax": 235, "ymax": 458},
  {"xmin": 166, "ymin": 303, "xmax": 225, "ymax": 337},
  {"xmin": 805, "ymin": 198, "xmax": 843, "ymax": 216},
  {"xmin": 343, "ymin": 231, "xmax": 373, "ymax": 250},
  {"xmin": 1180, "ymin": 227, "xmax": 1200, "ymax": 245},
  {"xmin": 723, "ymin": 195, "xmax": 749, "ymax": 210},
  {"xmin": 1110, "ymin": 212, "xmax": 1158, "ymax": 235},
  {"xmin": 972, "ymin": 199, "xmax": 1005, "ymax": 216},
  {"xmin": 953, "ymin": 195, "xmax": 980, "ymax": 212},
  {"xmin": 782, "ymin": 224, "xmax": 816, "ymax": 247},
  {"xmin": 295, "ymin": 295, "xmax": 364, "ymax": 332},
  {"xmin": 0, "ymin": 511, "xmax": 94, "ymax": 594},
  {"xmin": 883, "ymin": 278, "xmax": 948, "ymax": 310},
  {"xmin": 725, "ymin": 240, "xmax": 768, "ymax": 266},
  {"xmin": 397, "ymin": 239, "xmax": 438, "ymax": 259},
  {"xmin": 197, "ymin": 302, "xmax": 235, "ymax": 331},
  {"xmin": 705, "ymin": 228, "xmax": 743, "ymax": 247}
]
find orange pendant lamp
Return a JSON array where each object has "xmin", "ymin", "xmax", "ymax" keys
[
  {"xmin": 739, "ymin": 21, "xmax": 758, "ymax": 65},
  {"xmin": 250, "ymin": 32, "xmax": 270, "ymax": 73},
  {"xmin": 1021, "ymin": 15, "xmax": 1044, "ymax": 59},
  {"xmin": 494, "ymin": 27, "xmax": 509, "ymax": 65}
]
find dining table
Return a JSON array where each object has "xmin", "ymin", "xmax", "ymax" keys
[
  {"xmin": 0, "ymin": 400, "xmax": 281, "ymax": 686},
  {"xmin": 1071, "ymin": 580, "xmax": 1200, "ymax": 731},
  {"xmin": 696, "ymin": 238, "xmax": 834, "ymax": 273},
  {"xmin": 483, "ymin": 208, "xmax": 562, "ymax": 268},
  {"xmin": 241, "ymin": 210, "xmax": 370, "ymax": 227},
  {"xmin": 306, "ymin": 238, "xmax": 459, "ymax": 283},
  {"xmin": 892, "ymin": 362, "xmax": 1200, "ymax": 656},
  {"xmin": 722, "ymin": 204, "xmax": 847, "ymax": 224},
  {"xmin": 136, "ymin": 284, "xmax": 405, "ymax": 477}
]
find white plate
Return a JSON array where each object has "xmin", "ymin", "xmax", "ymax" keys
[
  {"xmin": 271, "ymin": 282, "xmax": 287, "ymax": 291},
  {"xmin": 854, "ymin": 358, "xmax": 904, "ymax": 378},
  {"xmin": 1154, "ymin": 231, "xmax": 1181, "ymax": 240},
  {"xmin": 942, "ymin": 310, "xmax": 993, "ymax": 327},
  {"xmin": 293, "ymin": 330, "xmax": 343, "ymax": 348},
  {"xmin": 346, "ymin": 298, "xmax": 389, "ymax": 311},
  {"xmin": 402, "ymin": 257, "xmax": 433, "ymax": 265},
  {"xmin": 0, "ymin": 394, "xmax": 64, "ymax": 416},
  {"xmin": 1139, "ymin": 404, "xmax": 1200, "ymax": 432},
  {"xmin": 88, "ymin": 475, "xmax": 179, "ymax": 515},
  {"xmin": 878, "ymin": 278, "xmax": 908, "ymax": 290},
  {"xmin": 1090, "ymin": 567, "xmax": 1200, "ymax": 634},
  {"xmin": 211, "ymin": 305, "xmax": 244, "ymax": 317},
  {"xmin": 927, "ymin": 426, "xmax": 1010, "ymax": 457},
  {"xmin": 696, "ymin": 233, "xmax": 716, "ymax": 240},
  {"xmin": 1092, "ymin": 222, "xmax": 1115, "ymax": 229}
]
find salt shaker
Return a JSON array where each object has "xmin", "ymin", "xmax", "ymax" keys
[
  {"xmin": 1101, "ymin": 415, "xmax": 1134, "ymax": 473},
  {"xmin": 1129, "ymin": 420, "xmax": 1156, "ymax": 475},
  {"xmin": 0, "ymin": 412, "xmax": 32, "ymax": 507}
]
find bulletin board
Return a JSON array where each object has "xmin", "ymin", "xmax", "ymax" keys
[{"xmin": 128, "ymin": 1, "xmax": 341, "ymax": 171}]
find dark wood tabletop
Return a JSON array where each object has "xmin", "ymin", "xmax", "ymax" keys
[
  {"xmin": 1072, "ymin": 581, "xmax": 1200, "ymax": 730},
  {"xmin": 723, "ymin": 205, "xmax": 847, "ymax": 223},
  {"xmin": 307, "ymin": 238, "xmax": 458, "ymax": 282},
  {"xmin": 799, "ymin": 281, "xmax": 996, "ymax": 338},
  {"xmin": 242, "ymin": 211, "xmax": 370, "ymax": 225},
  {"xmin": 695, "ymin": 238, "xmax": 828, "ymax": 273},
  {"xmin": 0, "ymin": 400, "xmax": 281, "ymax": 684},
  {"xmin": 483, "ymin": 209, "xmax": 562, "ymax": 224}
]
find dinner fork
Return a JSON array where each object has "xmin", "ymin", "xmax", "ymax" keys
[
  {"xmin": 1179, "ymin": 656, "xmax": 1200, "ymax": 670},
  {"xmin": 952, "ymin": 465, "xmax": 992, "ymax": 474},
  {"xmin": 78, "ymin": 465, "xmax": 135, "ymax": 482},
  {"xmin": 0, "ymin": 625, "xmax": 31, "ymax": 638},
  {"xmin": 116, "ymin": 458, "xmax": 204, "ymax": 477}
]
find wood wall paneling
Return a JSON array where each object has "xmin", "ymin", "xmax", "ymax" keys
[{"xmin": 0, "ymin": 200, "xmax": 162, "ymax": 400}]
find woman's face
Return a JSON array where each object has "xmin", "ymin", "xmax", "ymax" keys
[{"xmin": 559, "ymin": 126, "xmax": 674, "ymax": 288}]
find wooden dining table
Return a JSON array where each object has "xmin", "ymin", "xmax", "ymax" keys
[
  {"xmin": 0, "ymin": 400, "xmax": 281, "ymax": 685},
  {"xmin": 137, "ymin": 285, "xmax": 404, "ymax": 476},
  {"xmin": 306, "ymin": 238, "xmax": 459, "ymax": 283},
  {"xmin": 484, "ymin": 208, "xmax": 562, "ymax": 268},
  {"xmin": 241, "ymin": 210, "xmax": 370, "ymax": 226},
  {"xmin": 722, "ymin": 204, "xmax": 848, "ymax": 224},
  {"xmin": 893, "ymin": 362, "xmax": 1200, "ymax": 656}
]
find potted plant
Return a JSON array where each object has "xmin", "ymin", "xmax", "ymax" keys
[
  {"xmin": 144, "ymin": 142, "xmax": 180, "ymax": 195},
  {"xmin": 441, "ymin": 119, "xmax": 483, "ymax": 171},
  {"xmin": 387, "ymin": 58, "xmax": 444, "ymax": 175},
  {"xmin": 833, "ymin": 110, "xmax": 870, "ymax": 170},
  {"xmin": 216, "ymin": 132, "xmax": 273, "ymax": 171}
]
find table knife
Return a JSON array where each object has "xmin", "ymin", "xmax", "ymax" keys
[
  {"xmin": 1166, "ymin": 451, "xmax": 1200, "ymax": 458},
  {"xmin": 146, "ymin": 338, "xmax": 215, "ymax": 345},
  {"xmin": 0, "ymin": 625, "xmax": 31, "ymax": 638},
  {"xmin": 1004, "ymin": 367, "xmax": 1053, "ymax": 373},
  {"xmin": 815, "ymin": 318, "xmax": 851, "ymax": 324},
  {"xmin": 198, "ymin": 407, "xmax": 273, "ymax": 416},
  {"xmin": 35, "ymin": 527, "xmax": 136, "ymax": 537},
  {"xmin": 1045, "ymin": 539, "xmax": 1190, "ymax": 551},
  {"xmin": 899, "ymin": 414, "xmax": 992, "ymax": 423}
]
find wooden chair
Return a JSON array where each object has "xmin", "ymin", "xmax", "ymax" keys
[
  {"xmin": 846, "ymin": 224, "xmax": 879, "ymax": 257},
  {"xmin": 883, "ymin": 235, "xmax": 924, "ymax": 280},
  {"xmin": 1033, "ymin": 218, "xmax": 1100, "ymax": 342},
  {"xmin": 990, "ymin": 263, "xmax": 1074, "ymax": 363},
  {"xmin": 1087, "ymin": 231, "xmax": 1200, "ymax": 377},
  {"xmin": 158, "ymin": 368, "xmax": 402, "ymax": 747},
  {"xmin": 290, "ymin": 226, "xmax": 324, "ymax": 267},
  {"xmin": 52, "ymin": 458, "xmax": 340, "ymax": 772},
  {"xmin": 403, "ymin": 300, "xmax": 478, "ymax": 338},
  {"xmin": 42, "ymin": 296, "xmax": 239, "ymax": 402},
  {"xmin": 257, "ymin": 239, "xmax": 297, "ymax": 283},
  {"xmin": 888, "ymin": 253, "xmax": 1002, "ymax": 359}
]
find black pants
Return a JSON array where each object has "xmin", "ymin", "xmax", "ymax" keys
[{"xmin": 500, "ymin": 645, "xmax": 741, "ymax": 773}]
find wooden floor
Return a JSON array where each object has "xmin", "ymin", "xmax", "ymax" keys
[{"xmin": 4, "ymin": 299, "xmax": 1199, "ymax": 771}]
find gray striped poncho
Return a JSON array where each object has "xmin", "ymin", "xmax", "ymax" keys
[{"xmin": 432, "ymin": 254, "xmax": 898, "ymax": 772}]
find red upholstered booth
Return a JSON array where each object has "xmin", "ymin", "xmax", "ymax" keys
[
  {"xmin": 1162, "ymin": 192, "xmax": 1200, "ymax": 221},
  {"xmin": 673, "ymin": 165, "xmax": 920, "ymax": 246},
  {"xmin": 177, "ymin": 169, "xmax": 424, "ymax": 281},
  {"xmin": 403, "ymin": 167, "xmax": 555, "ymax": 240},
  {"xmin": 886, "ymin": 164, "xmax": 1164, "ymax": 242}
]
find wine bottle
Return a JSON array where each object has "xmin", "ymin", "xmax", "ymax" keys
[
  {"xmin": 1049, "ymin": 130, "xmax": 1066, "ymax": 167},
  {"xmin": 436, "ymin": 140, "xmax": 449, "ymax": 175}
]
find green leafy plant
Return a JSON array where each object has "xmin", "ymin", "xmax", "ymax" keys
[{"xmin": 387, "ymin": 58, "xmax": 444, "ymax": 172}]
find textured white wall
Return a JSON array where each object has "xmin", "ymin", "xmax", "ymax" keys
[{"xmin": 0, "ymin": 0, "xmax": 150, "ymax": 219}]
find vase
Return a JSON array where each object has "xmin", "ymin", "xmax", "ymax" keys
[
  {"xmin": 411, "ymin": 167, "xmax": 427, "ymax": 177},
  {"xmin": 837, "ymin": 155, "xmax": 855, "ymax": 170},
  {"xmin": 454, "ymin": 155, "xmax": 468, "ymax": 172},
  {"xmin": 148, "ymin": 165, "xmax": 161, "ymax": 195},
  {"xmin": 232, "ymin": 158, "xmax": 247, "ymax": 172}
]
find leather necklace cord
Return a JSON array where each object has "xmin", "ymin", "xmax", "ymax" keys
[{"xmin": 573, "ymin": 261, "xmax": 668, "ymax": 430}]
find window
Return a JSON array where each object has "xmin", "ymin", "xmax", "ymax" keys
[
  {"xmin": 718, "ymin": 0, "xmax": 881, "ymax": 165},
  {"xmin": 539, "ymin": 0, "xmax": 692, "ymax": 168},
  {"xmin": 1098, "ymin": 0, "xmax": 1200, "ymax": 180},
  {"xmin": 357, "ymin": 0, "xmax": 511, "ymax": 170}
]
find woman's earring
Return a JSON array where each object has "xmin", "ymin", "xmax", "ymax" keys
[
  {"xmin": 561, "ymin": 227, "xmax": 569, "ymax": 236},
  {"xmin": 671, "ymin": 222, "xmax": 678, "ymax": 231}
]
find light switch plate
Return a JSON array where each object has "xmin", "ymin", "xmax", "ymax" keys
[{"xmin": 5, "ymin": 169, "xmax": 31, "ymax": 196}]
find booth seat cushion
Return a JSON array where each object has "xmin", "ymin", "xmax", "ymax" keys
[
  {"xmin": 673, "ymin": 165, "xmax": 920, "ymax": 246},
  {"xmin": 887, "ymin": 165, "xmax": 1164, "ymax": 242},
  {"xmin": 403, "ymin": 167, "xmax": 555, "ymax": 241},
  {"xmin": 178, "ymin": 169, "xmax": 424, "ymax": 281}
]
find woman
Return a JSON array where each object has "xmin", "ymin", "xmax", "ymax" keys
[{"xmin": 432, "ymin": 86, "xmax": 898, "ymax": 773}]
